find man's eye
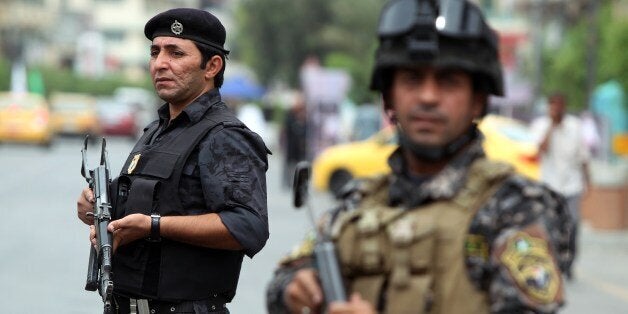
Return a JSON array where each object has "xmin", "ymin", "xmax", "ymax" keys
[
  {"xmin": 401, "ymin": 72, "xmax": 421, "ymax": 84},
  {"xmin": 173, "ymin": 51, "xmax": 185, "ymax": 57},
  {"xmin": 436, "ymin": 72, "xmax": 462, "ymax": 86},
  {"xmin": 150, "ymin": 50, "xmax": 159, "ymax": 57}
]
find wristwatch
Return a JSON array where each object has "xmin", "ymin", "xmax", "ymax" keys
[{"xmin": 148, "ymin": 213, "xmax": 161, "ymax": 242}]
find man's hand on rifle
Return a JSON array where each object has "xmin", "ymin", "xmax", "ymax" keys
[
  {"xmin": 77, "ymin": 187, "xmax": 95, "ymax": 225},
  {"xmin": 328, "ymin": 293, "xmax": 375, "ymax": 314},
  {"xmin": 107, "ymin": 214, "xmax": 152, "ymax": 251},
  {"xmin": 284, "ymin": 269, "xmax": 376, "ymax": 314},
  {"xmin": 285, "ymin": 268, "xmax": 323, "ymax": 314}
]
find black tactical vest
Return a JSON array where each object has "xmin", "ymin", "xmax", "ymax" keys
[{"xmin": 112, "ymin": 102, "xmax": 245, "ymax": 302}]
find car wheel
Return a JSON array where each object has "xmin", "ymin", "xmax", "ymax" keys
[{"xmin": 329, "ymin": 169, "xmax": 353, "ymax": 199}]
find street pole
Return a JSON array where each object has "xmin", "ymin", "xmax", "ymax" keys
[
  {"xmin": 585, "ymin": 0, "xmax": 599, "ymax": 110},
  {"xmin": 532, "ymin": 0, "xmax": 545, "ymax": 104}
]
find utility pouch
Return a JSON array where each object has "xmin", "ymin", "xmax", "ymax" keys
[
  {"xmin": 125, "ymin": 178, "xmax": 161, "ymax": 216},
  {"xmin": 112, "ymin": 176, "xmax": 131, "ymax": 219}
]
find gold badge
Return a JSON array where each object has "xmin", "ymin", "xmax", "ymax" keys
[
  {"xmin": 500, "ymin": 232, "xmax": 560, "ymax": 304},
  {"xmin": 127, "ymin": 154, "xmax": 141, "ymax": 174}
]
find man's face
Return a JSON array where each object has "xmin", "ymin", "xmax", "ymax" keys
[
  {"xmin": 389, "ymin": 66, "xmax": 483, "ymax": 148},
  {"xmin": 149, "ymin": 36, "xmax": 209, "ymax": 106},
  {"xmin": 548, "ymin": 97, "xmax": 566, "ymax": 123}
]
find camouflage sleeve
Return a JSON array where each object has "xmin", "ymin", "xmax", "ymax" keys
[
  {"xmin": 537, "ymin": 186, "xmax": 574, "ymax": 273},
  {"xmin": 476, "ymin": 175, "xmax": 569, "ymax": 313},
  {"xmin": 266, "ymin": 266, "xmax": 298, "ymax": 314},
  {"xmin": 265, "ymin": 234, "xmax": 316, "ymax": 313}
]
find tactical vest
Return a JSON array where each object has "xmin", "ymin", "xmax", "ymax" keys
[
  {"xmin": 332, "ymin": 159, "xmax": 512, "ymax": 313},
  {"xmin": 112, "ymin": 103, "xmax": 246, "ymax": 302}
]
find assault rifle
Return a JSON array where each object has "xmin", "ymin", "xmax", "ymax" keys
[
  {"xmin": 293, "ymin": 161, "xmax": 347, "ymax": 305},
  {"xmin": 81, "ymin": 136, "xmax": 114, "ymax": 314}
]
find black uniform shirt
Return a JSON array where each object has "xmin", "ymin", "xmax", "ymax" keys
[{"xmin": 150, "ymin": 90, "xmax": 269, "ymax": 257}]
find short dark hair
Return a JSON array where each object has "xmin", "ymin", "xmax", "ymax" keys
[
  {"xmin": 548, "ymin": 92, "xmax": 566, "ymax": 104},
  {"xmin": 194, "ymin": 42, "xmax": 227, "ymax": 88}
]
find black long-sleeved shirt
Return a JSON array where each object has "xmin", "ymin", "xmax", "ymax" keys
[{"xmin": 150, "ymin": 89, "xmax": 270, "ymax": 257}]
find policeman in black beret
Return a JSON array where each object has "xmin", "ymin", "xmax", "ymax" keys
[{"xmin": 77, "ymin": 7, "xmax": 270, "ymax": 314}]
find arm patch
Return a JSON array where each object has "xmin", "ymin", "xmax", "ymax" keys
[{"xmin": 493, "ymin": 223, "xmax": 564, "ymax": 306}]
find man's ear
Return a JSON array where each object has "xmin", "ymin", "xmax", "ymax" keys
[
  {"xmin": 385, "ymin": 109, "xmax": 397, "ymax": 124},
  {"xmin": 473, "ymin": 93, "xmax": 488, "ymax": 118},
  {"xmin": 205, "ymin": 55, "xmax": 223, "ymax": 80}
]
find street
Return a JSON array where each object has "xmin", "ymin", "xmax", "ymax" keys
[{"xmin": 0, "ymin": 136, "xmax": 627, "ymax": 313}]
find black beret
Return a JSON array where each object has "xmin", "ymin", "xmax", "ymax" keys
[{"xmin": 144, "ymin": 8, "xmax": 229, "ymax": 54}]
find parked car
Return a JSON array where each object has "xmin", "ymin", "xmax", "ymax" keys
[
  {"xmin": 113, "ymin": 87, "xmax": 159, "ymax": 134},
  {"xmin": 351, "ymin": 104, "xmax": 383, "ymax": 141},
  {"xmin": 49, "ymin": 92, "xmax": 100, "ymax": 136},
  {"xmin": 312, "ymin": 114, "xmax": 540, "ymax": 196},
  {"xmin": 96, "ymin": 97, "xmax": 138, "ymax": 139},
  {"xmin": 479, "ymin": 114, "xmax": 539, "ymax": 180},
  {"xmin": 0, "ymin": 92, "xmax": 53, "ymax": 147}
]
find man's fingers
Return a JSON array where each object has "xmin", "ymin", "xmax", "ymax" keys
[
  {"xmin": 285, "ymin": 280, "xmax": 312, "ymax": 309},
  {"xmin": 89, "ymin": 225, "xmax": 97, "ymax": 248},
  {"xmin": 284, "ymin": 269, "xmax": 325, "ymax": 314},
  {"xmin": 77, "ymin": 188, "xmax": 95, "ymax": 225},
  {"xmin": 295, "ymin": 269, "xmax": 323, "ymax": 304},
  {"xmin": 107, "ymin": 221, "xmax": 117, "ymax": 233},
  {"xmin": 83, "ymin": 188, "xmax": 94, "ymax": 203},
  {"xmin": 327, "ymin": 292, "xmax": 375, "ymax": 314}
]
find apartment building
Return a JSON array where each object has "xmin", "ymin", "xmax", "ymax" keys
[{"xmin": 0, "ymin": 0, "xmax": 231, "ymax": 78}]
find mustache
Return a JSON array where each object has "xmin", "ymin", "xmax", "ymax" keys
[{"xmin": 407, "ymin": 103, "xmax": 447, "ymax": 122}]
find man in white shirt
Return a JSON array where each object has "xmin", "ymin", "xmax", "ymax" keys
[{"xmin": 531, "ymin": 92, "xmax": 591, "ymax": 280}]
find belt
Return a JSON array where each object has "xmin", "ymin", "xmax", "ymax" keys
[{"xmin": 113, "ymin": 294, "xmax": 228, "ymax": 314}]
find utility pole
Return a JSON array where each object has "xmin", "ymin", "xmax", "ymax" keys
[
  {"xmin": 585, "ymin": 0, "xmax": 599, "ymax": 109},
  {"xmin": 532, "ymin": 0, "xmax": 545, "ymax": 103}
]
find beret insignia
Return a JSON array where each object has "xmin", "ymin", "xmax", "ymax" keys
[{"xmin": 170, "ymin": 20, "xmax": 183, "ymax": 35}]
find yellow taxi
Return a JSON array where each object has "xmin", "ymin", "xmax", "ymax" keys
[
  {"xmin": 0, "ymin": 92, "xmax": 53, "ymax": 147},
  {"xmin": 49, "ymin": 92, "xmax": 100, "ymax": 136},
  {"xmin": 312, "ymin": 114, "xmax": 540, "ymax": 195}
]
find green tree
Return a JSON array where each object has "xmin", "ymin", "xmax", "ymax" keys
[
  {"xmin": 543, "ymin": 0, "xmax": 628, "ymax": 110},
  {"xmin": 0, "ymin": 57, "xmax": 10, "ymax": 91},
  {"xmin": 235, "ymin": 0, "xmax": 383, "ymax": 103}
]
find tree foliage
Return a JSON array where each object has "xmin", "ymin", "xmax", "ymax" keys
[
  {"xmin": 543, "ymin": 0, "xmax": 628, "ymax": 110},
  {"xmin": 234, "ymin": 0, "xmax": 384, "ymax": 103},
  {"xmin": 0, "ymin": 56, "xmax": 152, "ymax": 97}
]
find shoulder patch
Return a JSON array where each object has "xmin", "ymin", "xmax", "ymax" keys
[
  {"xmin": 495, "ymin": 224, "xmax": 563, "ymax": 305},
  {"xmin": 279, "ymin": 232, "xmax": 315, "ymax": 266}
]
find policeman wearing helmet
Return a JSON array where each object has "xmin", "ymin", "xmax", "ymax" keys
[{"xmin": 266, "ymin": 0, "xmax": 572, "ymax": 313}]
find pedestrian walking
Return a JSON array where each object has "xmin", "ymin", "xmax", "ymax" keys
[
  {"xmin": 280, "ymin": 93, "xmax": 307, "ymax": 189},
  {"xmin": 531, "ymin": 92, "xmax": 591, "ymax": 280}
]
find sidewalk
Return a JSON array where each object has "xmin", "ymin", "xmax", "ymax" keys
[{"xmin": 561, "ymin": 221, "xmax": 628, "ymax": 313}]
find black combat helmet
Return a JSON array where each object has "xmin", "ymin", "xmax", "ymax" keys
[{"xmin": 370, "ymin": 0, "xmax": 504, "ymax": 97}]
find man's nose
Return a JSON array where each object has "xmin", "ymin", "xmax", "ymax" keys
[
  {"xmin": 416, "ymin": 76, "xmax": 439, "ymax": 104},
  {"xmin": 153, "ymin": 52, "xmax": 170, "ymax": 69}
]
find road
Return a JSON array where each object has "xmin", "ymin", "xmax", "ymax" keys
[{"xmin": 0, "ymin": 136, "xmax": 627, "ymax": 313}]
